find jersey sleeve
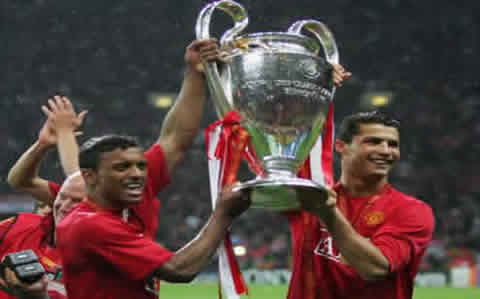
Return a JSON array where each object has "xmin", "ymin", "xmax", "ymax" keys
[
  {"xmin": 77, "ymin": 216, "xmax": 174, "ymax": 281},
  {"xmin": 144, "ymin": 144, "xmax": 170, "ymax": 196},
  {"xmin": 0, "ymin": 217, "xmax": 17, "ymax": 252},
  {"xmin": 371, "ymin": 200, "xmax": 435, "ymax": 273},
  {"xmin": 48, "ymin": 181, "xmax": 61, "ymax": 199}
]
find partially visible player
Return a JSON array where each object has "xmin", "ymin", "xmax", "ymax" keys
[
  {"xmin": 288, "ymin": 111, "xmax": 434, "ymax": 299},
  {"xmin": 0, "ymin": 97, "xmax": 87, "ymax": 299}
]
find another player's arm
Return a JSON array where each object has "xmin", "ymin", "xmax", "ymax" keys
[
  {"xmin": 41, "ymin": 96, "xmax": 86, "ymax": 176},
  {"xmin": 153, "ymin": 188, "xmax": 250, "ymax": 282},
  {"xmin": 157, "ymin": 39, "xmax": 218, "ymax": 174},
  {"xmin": 7, "ymin": 133, "xmax": 55, "ymax": 205}
]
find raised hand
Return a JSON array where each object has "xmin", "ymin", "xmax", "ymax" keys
[
  {"xmin": 332, "ymin": 64, "xmax": 352, "ymax": 88},
  {"xmin": 37, "ymin": 118, "xmax": 57, "ymax": 147},
  {"xmin": 297, "ymin": 186, "xmax": 337, "ymax": 220},
  {"xmin": 215, "ymin": 186, "xmax": 251, "ymax": 220},
  {"xmin": 41, "ymin": 95, "xmax": 87, "ymax": 134},
  {"xmin": 184, "ymin": 39, "xmax": 219, "ymax": 73}
]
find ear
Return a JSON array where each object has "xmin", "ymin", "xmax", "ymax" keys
[
  {"xmin": 80, "ymin": 169, "xmax": 96, "ymax": 187},
  {"xmin": 334, "ymin": 138, "xmax": 346, "ymax": 155}
]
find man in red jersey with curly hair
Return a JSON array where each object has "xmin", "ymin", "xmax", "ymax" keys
[{"xmin": 288, "ymin": 111, "xmax": 434, "ymax": 299}]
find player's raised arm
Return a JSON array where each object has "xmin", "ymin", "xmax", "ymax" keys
[
  {"xmin": 41, "ymin": 96, "xmax": 87, "ymax": 176},
  {"xmin": 7, "ymin": 111, "xmax": 59, "ymax": 205},
  {"xmin": 7, "ymin": 96, "xmax": 87, "ymax": 205},
  {"xmin": 156, "ymin": 39, "xmax": 219, "ymax": 174}
]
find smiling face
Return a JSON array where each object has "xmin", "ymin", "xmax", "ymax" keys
[
  {"xmin": 336, "ymin": 123, "xmax": 400, "ymax": 180},
  {"xmin": 84, "ymin": 146, "xmax": 147, "ymax": 209},
  {"xmin": 53, "ymin": 174, "xmax": 86, "ymax": 224}
]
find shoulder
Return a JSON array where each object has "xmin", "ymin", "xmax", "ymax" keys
[
  {"xmin": 144, "ymin": 143, "xmax": 166, "ymax": 161},
  {"xmin": 11, "ymin": 213, "xmax": 45, "ymax": 228},
  {"xmin": 388, "ymin": 187, "xmax": 432, "ymax": 213},
  {"xmin": 384, "ymin": 187, "xmax": 434, "ymax": 232},
  {"xmin": 59, "ymin": 204, "xmax": 129, "ymax": 241}
]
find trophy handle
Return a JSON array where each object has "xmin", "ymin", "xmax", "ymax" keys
[
  {"xmin": 287, "ymin": 20, "xmax": 339, "ymax": 65},
  {"xmin": 195, "ymin": 0, "xmax": 249, "ymax": 117}
]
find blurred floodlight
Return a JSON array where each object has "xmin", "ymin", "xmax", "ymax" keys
[
  {"xmin": 233, "ymin": 245, "xmax": 247, "ymax": 256},
  {"xmin": 371, "ymin": 95, "xmax": 389, "ymax": 106},
  {"xmin": 148, "ymin": 92, "xmax": 176, "ymax": 109},
  {"xmin": 362, "ymin": 91, "xmax": 393, "ymax": 108}
]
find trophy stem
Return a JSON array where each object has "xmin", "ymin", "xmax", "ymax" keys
[{"xmin": 263, "ymin": 156, "xmax": 297, "ymax": 178}]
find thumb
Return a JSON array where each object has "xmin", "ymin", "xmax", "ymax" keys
[{"xmin": 77, "ymin": 110, "xmax": 88, "ymax": 124}]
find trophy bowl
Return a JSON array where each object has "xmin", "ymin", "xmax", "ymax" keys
[{"xmin": 197, "ymin": 0, "xmax": 339, "ymax": 211}]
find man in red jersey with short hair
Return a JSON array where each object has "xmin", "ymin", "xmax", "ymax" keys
[
  {"xmin": 288, "ymin": 111, "xmax": 434, "ymax": 299},
  {"xmin": 0, "ymin": 95, "xmax": 87, "ymax": 299},
  {"xmin": 57, "ymin": 134, "xmax": 250, "ymax": 299},
  {"xmin": 55, "ymin": 39, "xmax": 251, "ymax": 299}
]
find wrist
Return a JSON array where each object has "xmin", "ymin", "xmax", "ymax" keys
[
  {"xmin": 212, "ymin": 208, "xmax": 234, "ymax": 227},
  {"xmin": 56, "ymin": 127, "xmax": 76, "ymax": 135},
  {"xmin": 34, "ymin": 140, "xmax": 54, "ymax": 150},
  {"xmin": 318, "ymin": 206, "xmax": 337, "ymax": 227},
  {"xmin": 184, "ymin": 64, "xmax": 205, "ymax": 78}
]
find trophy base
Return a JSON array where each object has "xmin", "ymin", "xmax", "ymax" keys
[{"xmin": 232, "ymin": 177, "xmax": 327, "ymax": 212}]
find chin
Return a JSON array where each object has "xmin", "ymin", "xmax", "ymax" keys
[{"xmin": 123, "ymin": 196, "xmax": 143, "ymax": 205}]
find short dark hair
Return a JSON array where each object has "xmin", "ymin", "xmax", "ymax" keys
[
  {"xmin": 337, "ymin": 110, "xmax": 400, "ymax": 143},
  {"xmin": 79, "ymin": 135, "xmax": 141, "ymax": 170}
]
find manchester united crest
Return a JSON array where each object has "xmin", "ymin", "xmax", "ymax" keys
[{"xmin": 364, "ymin": 211, "xmax": 385, "ymax": 226}]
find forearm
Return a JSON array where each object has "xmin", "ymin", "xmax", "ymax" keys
[
  {"xmin": 7, "ymin": 141, "xmax": 50, "ymax": 188},
  {"xmin": 323, "ymin": 208, "xmax": 390, "ymax": 281},
  {"xmin": 159, "ymin": 211, "xmax": 231, "ymax": 282},
  {"xmin": 158, "ymin": 68, "xmax": 206, "ymax": 150},
  {"xmin": 56, "ymin": 130, "xmax": 80, "ymax": 176}
]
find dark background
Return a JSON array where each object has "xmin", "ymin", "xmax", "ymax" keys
[{"xmin": 1, "ymin": 0, "xmax": 479, "ymax": 271}]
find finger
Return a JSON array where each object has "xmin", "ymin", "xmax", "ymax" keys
[
  {"xmin": 198, "ymin": 43, "xmax": 219, "ymax": 53},
  {"xmin": 55, "ymin": 95, "xmax": 66, "ymax": 110},
  {"xmin": 77, "ymin": 110, "xmax": 88, "ymax": 123},
  {"xmin": 74, "ymin": 131, "xmax": 84, "ymax": 137},
  {"xmin": 62, "ymin": 96, "xmax": 74, "ymax": 110},
  {"xmin": 195, "ymin": 38, "xmax": 218, "ymax": 46},
  {"xmin": 48, "ymin": 99, "xmax": 59, "ymax": 112},
  {"xmin": 333, "ymin": 73, "xmax": 343, "ymax": 82},
  {"xmin": 4, "ymin": 268, "xmax": 20, "ymax": 286},
  {"xmin": 24, "ymin": 274, "xmax": 48, "ymax": 293},
  {"xmin": 41, "ymin": 105, "xmax": 53, "ymax": 118},
  {"xmin": 332, "ymin": 63, "xmax": 345, "ymax": 72}
]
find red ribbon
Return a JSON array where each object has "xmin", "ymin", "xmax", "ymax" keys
[{"xmin": 205, "ymin": 110, "xmax": 250, "ymax": 296}]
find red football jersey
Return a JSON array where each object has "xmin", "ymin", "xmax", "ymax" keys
[
  {"xmin": 0, "ymin": 214, "xmax": 65, "ymax": 299},
  {"xmin": 57, "ymin": 144, "xmax": 172, "ymax": 299},
  {"xmin": 287, "ymin": 184, "xmax": 434, "ymax": 299}
]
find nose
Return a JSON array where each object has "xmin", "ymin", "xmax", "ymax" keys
[
  {"xmin": 130, "ymin": 166, "xmax": 144, "ymax": 178},
  {"xmin": 378, "ymin": 141, "xmax": 391, "ymax": 155}
]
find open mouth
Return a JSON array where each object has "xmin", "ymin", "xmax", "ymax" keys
[
  {"xmin": 124, "ymin": 183, "xmax": 144, "ymax": 197},
  {"xmin": 369, "ymin": 158, "xmax": 392, "ymax": 168}
]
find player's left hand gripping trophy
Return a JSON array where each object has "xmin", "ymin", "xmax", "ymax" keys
[{"xmin": 197, "ymin": 0, "xmax": 339, "ymax": 212}]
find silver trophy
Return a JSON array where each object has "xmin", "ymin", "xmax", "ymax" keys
[{"xmin": 196, "ymin": 0, "xmax": 339, "ymax": 211}]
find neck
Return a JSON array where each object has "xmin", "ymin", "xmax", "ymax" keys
[
  {"xmin": 89, "ymin": 192, "xmax": 125, "ymax": 212},
  {"xmin": 339, "ymin": 172, "xmax": 388, "ymax": 197}
]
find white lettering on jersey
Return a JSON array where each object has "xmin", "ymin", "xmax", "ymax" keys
[{"xmin": 313, "ymin": 228, "xmax": 342, "ymax": 263}]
